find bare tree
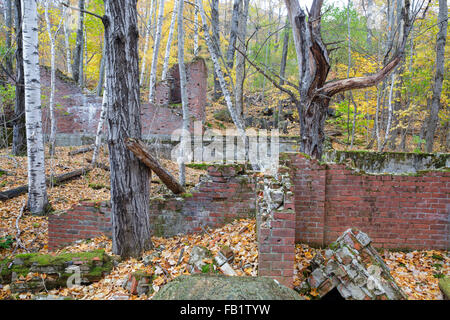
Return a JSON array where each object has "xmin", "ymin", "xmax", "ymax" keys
[
  {"xmin": 161, "ymin": 0, "xmax": 178, "ymax": 81},
  {"xmin": 72, "ymin": 0, "xmax": 85, "ymax": 85},
  {"xmin": 103, "ymin": 0, "xmax": 152, "ymax": 258},
  {"xmin": 235, "ymin": 0, "xmax": 250, "ymax": 119},
  {"xmin": 225, "ymin": 0, "xmax": 241, "ymax": 68},
  {"xmin": 284, "ymin": 0, "xmax": 418, "ymax": 159},
  {"xmin": 140, "ymin": 0, "xmax": 156, "ymax": 87}
]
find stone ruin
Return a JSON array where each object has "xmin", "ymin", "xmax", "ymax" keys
[{"xmin": 300, "ymin": 228, "xmax": 408, "ymax": 300}]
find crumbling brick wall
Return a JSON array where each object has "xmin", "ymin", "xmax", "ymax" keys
[
  {"xmin": 48, "ymin": 164, "xmax": 255, "ymax": 250},
  {"xmin": 286, "ymin": 153, "xmax": 450, "ymax": 250}
]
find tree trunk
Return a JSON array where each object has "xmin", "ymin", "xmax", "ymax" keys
[
  {"xmin": 44, "ymin": 0, "xmax": 59, "ymax": 156},
  {"xmin": 161, "ymin": 0, "xmax": 178, "ymax": 81},
  {"xmin": 21, "ymin": 0, "xmax": 49, "ymax": 215},
  {"xmin": 104, "ymin": 0, "xmax": 152, "ymax": 258},
  {"xmin": 279, "ymin": 17, "xmax": 290, "ymax": 86},
  {"xmin": 225, "ymin": 0, "xmax": 241, "ymax": 68},
  {"xmin": 211, "ymin": 0, "xmax": 222, "ymax": 100},
  {"xmin": 177, "ymin": 0, "xmax": 189, "ymax": 186},
  {"xmin": 193, "ymin": 3, "xmax": 199, "ymax": 56},
  {"xmin": 139, "ymin": 0, "xmax": 156, "ymax": 87},
  {"xmin": 5, "ymin": 0, "xmax": 13, "ymax": 74},
  {"xmin": 425, "ymin": 0, "xmax": 447, "ymax": 152},
  {"xmin": 148, "ymin": 0, "xmax": 165, "ymax": 103},
  {"xmin": 284, "ymin": 0, "xmax": 414, "ymax": 159},
  {"xmin": 12, "ymin": 0, "xmax": 26, "ymax": 156},
  {"xmin": 63, "ymin": 7, "xmax": 72, "ymax": 76},
  {"xmin": 92, "ymin": 80, "xmax": 108, "ymax": 164},
  {"xmin": 96, "ymin": 42, "xmax": 106, "ymax": 96},
  {"xmin": 72, "ymin": 0, "xmax": 84, "ymax": 84},
  {"xmin": 235, "ymin": 0, "xmax": 249, "ymax": 119}
]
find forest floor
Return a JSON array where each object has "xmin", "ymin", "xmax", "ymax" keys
[{"xmin": 0, "ymin": 146, "xmax": 448, "ymax": 300}]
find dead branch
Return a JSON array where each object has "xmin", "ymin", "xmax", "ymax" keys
[
  {"xmin": 68, "ymin": 145, "xmax": 95, "ymax": 156},
  {"xmin": 125, "ymin": 138, "xmax": 185, "ymax": 194}
]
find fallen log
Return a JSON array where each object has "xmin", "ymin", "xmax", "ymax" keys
[
  {"xmin": 85, "ymin": 158, "xmax": 110, "ymax": 171},
  {"xmin": 0, "ymin": 167, "xmax": 92, "ymax": 201},
  {"xmin": 125, "ymin": 138, "xmax": 185, "ymax": 194},
  {"xmin": 68, "ymin": 145, "xmax": 95, "ymax": 156}
]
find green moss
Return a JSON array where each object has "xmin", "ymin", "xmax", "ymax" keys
[
  {"xmin": 185, "ymin": 163, "xmax": 211, "ymax": 170},
  {"xmin": 180, "ymin": 193, "xmax": 193, "ymax": 199}
]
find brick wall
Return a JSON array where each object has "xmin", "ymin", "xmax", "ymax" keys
[
  {"xmin": 41, "ymin": 58, "xmax": 207, "ymax": 138},
  {"xmin": 48, "ymin": 164, "xmax": 255, "ymax": 250},
  {"xmin": 287, "ymin": 153, "xmax": 450, "ymax": 250}
]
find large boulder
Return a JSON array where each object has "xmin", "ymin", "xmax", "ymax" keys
[
  {"xmin": 152, "ymin": 274, "xmax": 303, "ymax": 300},
  {"xmin": 439, "ymin": 277, "xmax": 450, "ymax": 300}
]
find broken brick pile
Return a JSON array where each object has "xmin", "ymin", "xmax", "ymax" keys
[{"xmin": 302, "ymin": 228, "xmax": 408, "ymax": 300}]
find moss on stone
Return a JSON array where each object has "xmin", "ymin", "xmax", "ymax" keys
[{"xmin": 185, "ymin": 163, "xmax": 211, "ymax": 170}]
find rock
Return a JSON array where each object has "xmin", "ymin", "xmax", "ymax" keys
[
  {"xmin": 439, "ymin": 277, "xmax": 450, "ymax": 300},
  {"xmin": 123, "ymin": 271, "xmax": 154, "ymax": 296},
  {"xmin": 143, "ymin": 252, "xmax": 160, "ymax": 266},
  {"xmin": 302, "ymin": 228, "xmax": 407, "ymax": 300},
  {"xmin": 188, "ymin": 246, "xmax": 212, "ymax": 273},
  {"xmin": 152, "ymin": 274, "xmax": 303, "ymax": 300}
]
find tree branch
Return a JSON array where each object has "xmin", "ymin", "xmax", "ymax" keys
[{"xmin": 62, "ymin": 2, "xmax": 104, "ymax": 20}]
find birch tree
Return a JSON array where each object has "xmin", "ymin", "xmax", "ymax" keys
[
  {"xmin": 5, "ymin": 0, "xmax": 13, "ymax": 74},
  {"xmin": 177, "ymin": 0, "xmax": 189, "ymax": 186},
  {"xmin": 140, "ymin": 0, "xmax": 156, "ymax": 86},
  {"xmin": 161, "ymin": 0, "xmax": 178, "ymax": 81},
  {"xmin": 425, "ymin": 0, "xmax": 447, "ymax": 152},
  {"xmin": 193, "ymin": 4, "xmax": 199, "ymax": 56},
  {"xmin": 225, "ymin": 0, "xmax": 241, "ymax": 68},
  {"xmin": 12, "ymin": 0, "xmax": 26, "ymax": 156},
  {"xmin": 21, "ymin": 0, "xmax": 49, "ymax": 214},
  {"xmin": 103, "ymin": 0, "xmax": 152, "ymax": 258},
  {"xmin": 148, "ymin": 0, "xmax": 166, "ymax": 103},
  {"xmin": 92, "ymin": 79, "xmax": 107, "ymax": 165}
]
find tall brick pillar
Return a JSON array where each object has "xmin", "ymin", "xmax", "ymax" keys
[{"xmin": 257, "ymin": 170, "xmax": 296, "ymax": 288}]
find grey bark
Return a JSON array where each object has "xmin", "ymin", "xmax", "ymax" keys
[
  {"xmin": 96, "ymin": 43, "xmax": 106, "ymax": 96},
  {"xmin": 12, "ymin": 0, "xmax": 26, "ymax": 156},
  {"xmin": 5, "ymin": 0, "xmax": 13, "ymax": 74},
  {"xmin": 225, "ymin": 0, "xmax": 241, "ymax": 68},
  {"xmin": 235, "ymin": 0, "xmax": 250, "ymax": 119},
  {"xmin": 279, "ymin": 17, "xmax": 290, "ymax": 86},
  {"xmin": 103, "ymin": 0, "xmax": 152, "ymax": 258},
  {"xmin": 177, "ymin": 0, "xmax": 189, "ymax": 186},
  {"xmin": 425, "ymin": 0, "xmax": 447, "ymax": 152},
  {"xmin": 72, "ymin": 0, "xmax": 84, "ymax": 84}
]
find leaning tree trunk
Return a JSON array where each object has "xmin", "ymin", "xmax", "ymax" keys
[
  {"xmin": 425, "ymin": 0, "xmax": 447, "ymax": 152},
  {"xmin": 103, "ymin": 0, "xmax": 152, "ymax": 258},
  {"xmin": 21, "ymin": 0, "xmax": 49, "ymax": 215},
  {"xmin": 148, "ymin": 0, "xmax": 165, "ymax": 103},
  {"xmin": 12, "ymin": 0, "xmax": 26, "ymax": 156},
  {"xmin": 177, "ymin": 0, "xmax": 189, "ymax": 186},
  {"xmin": 284, "ymin": 0, "xmax": 414, "ymax": 159},
  {"xmin": 161, "ymin": 0, "xmax": 178, "ymax": 81}
]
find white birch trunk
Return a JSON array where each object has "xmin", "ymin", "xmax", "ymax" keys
[
  {"xmin": 177, "ymin": 0, "xmax": 189, "ymax": 186},
  {"xmin": 193, "ymin": 4, "xmax": 199, "ymax": 56},
  {"xmin": 140, "ymin": 0, "xmax": 156, "ymax": 86},
  {"xmin": 21, "ymin": 0, "xmax": 48, "ymax": 214},
  {"xmin": 380, "ymin": 73, "xmax": 395, "ymax": 151},
  {"xmin": 161, "ymin": 0, "xmax": 178, "ymax": 81},
  {"xmin": 148, "ymin": 0, "xmax": 166, "ymax": 103},
  {"xmin": 197, "ymin": 0, "xmax": 245, "ymax": 135},
  {"xmin": 92, "ymin": 79, "xmax": 108, "ymax": 165}
]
